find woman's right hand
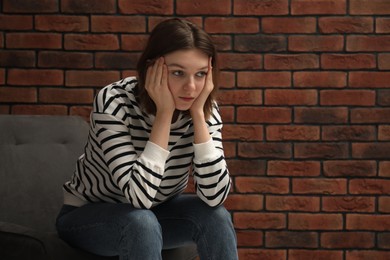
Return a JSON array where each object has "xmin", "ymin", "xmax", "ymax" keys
[{"xmin": 145, "ymin": 57, "xmax": 176, "ymax": 115}]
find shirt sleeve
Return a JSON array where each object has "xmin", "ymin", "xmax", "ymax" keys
[
  {"xmin": 192, "ymin": 105, "xmax": 232, "ymax": 207},
  {"xmin": 91, "ymin": 87, "xmax": 169, "ymax": 209}
]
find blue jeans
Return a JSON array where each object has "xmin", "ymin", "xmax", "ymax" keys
[{"xmin": 56, "ymin": 194, "xmax": 238, "ymax": 260}]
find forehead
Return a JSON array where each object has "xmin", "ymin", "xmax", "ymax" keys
[{"xmin": 164, "ymin": 49, "xmax": 209, "ymax": 69}]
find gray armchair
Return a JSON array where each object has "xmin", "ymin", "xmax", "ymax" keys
[{"xmin": 0, "ymin": 115, "xmax": 198, "ymax": 260}]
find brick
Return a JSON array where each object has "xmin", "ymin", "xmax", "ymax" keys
[
  {"xmin": 69, "ymin": 106, "xmax": 92, "ymax": 122},
  {"xmin": 322, "ymin": 126, "xmax": 375, "ymax": 141},
  {"xmin": 262, "ymin": 17, "xmax": 316, "ymax": 33},
  {"xmin": 0, "ymin": 33, "xmax": 3, "ymax": 48},
  {"xmin": 294, "ymin": 72, "xmax": 346, "ymax": 88},
  {"xmin": 0, "ymin": 15, "xmax": 33, "ymax": 30},
  {"xmin": 379, "ymin": 54, "xmax": 390, "ymax": 70},
  {"xmin": 237, "ymin": 107, "xmax": 291, "ymax": 124},
  {"xmin": 61, "ymin": 0, "xmax": 116, "ymax": 13},
  {"xmin": 234, "ymin": 0, "xmax": 288, "ymax": 15},
  {"xmin": 379, "ymin": 125, "xmax": 390, "ymax": 140},
  {"xmin": 225, "ymin": 194, "xmax": 263, "ymax": 211},
  {"xmin": 0, "ymin": 105, "xmax": 10, "ymax": 114},
  {"xmin": 379, "ymin": 161, "xmax": 390, "ymax": 177},
  {"xmin": 237, "ymin": 72, "xmax": 291, "ymax": 88},
  {"xmin": 322, "ymin": 196, "xmax": 375, "ymax": 213},
  {"xmin": 350, "ymin": 0, "xmax": 390, "ymax": 15},
  {"xmin": 6, "ymin": 33, "xmax": 61, "ymax": 49},
  {"xmin": 266, "ymin": 195, "xmax": 320, "ymax": 211},
  {"xmin": 320, "ymin": 90, "xmax": 375, "ymax": 106},
  {"xmin": 0, "ymin": 87, "xmax": 37, "ymax": 103},
  {"xmin": 289, "ymin": 213, "xmax": 343, "ymax": 230},
  {"xmin": 12, "ymin": 105, "xmax": 67, "ymax": 115},
  {"xmin": 347, "ymin": 251, "xmax": 390, "ymax": 260},
  {"xmin": 236, "ymin": 231, "xmax": 263, "ymax": 247},
  {"xmin": 121, "ymin": 35, "xmax": 148, "ymax": 51},
  {"xmin": 264, "ymin": 54, "xmax": 319, "ymax": 70},
  {"xmin": 343, "ymin": 157, "xmax": 382, "ymax": 177},
  {"xmin": 148, "ymin": 17, "xmax": 203, "ymax": 32},
  {"xmin": 66, "ymin": 71, "xmax": 120, "ymax": 87},
  {"xmin": 289, "ymin": 35, "xmax": 344, "ymax": 52},
  {"xmin": 289, "ymin": 249, "xmax": 343, "ymax": 260},
  {"xmin": 293, "ymin": 178, "xmax": 347, "ymax": 195},
  {"xmin": 238, "ymin": 143, "xmax": 291, "ymax": 159},
  {"xmin": 218, "ymin": 53, "xmax": 262, "ymax": 70},
  {"xmin": 211, "ymin": 35, "xmax": 232, "ymax": 51},
  {"xmin": 35, "ymin": 15, "xmax": 88, "ymax": 32},
  {"xmin": 347, "ymin": 214, "xmax": 390, "ymax": 231},
  {"xmin": 205, "ymin": 17, "xmax": 259, "ymax": 33},
  {"xmin": 350, "ymin": 179, "xmax": 390, "ymax": 194},
  {"xmin": 295, "ymin": 143, "xmax": 348, "ymax": 159},
  {"xmin": 379, "ymin": 197, "xmax": 390, "ymax": 213},
  {"xmin": 353, "ymin": 143, "xmax": 390, "ymax": 159},
  {"xmin": 266, "ymin": 231, "xmax": 318, "ymax": 248},
  {"xmin": 3, "ymin": 0, "xmax": 58, "ymax": 13},
  {"xmin": 223, "ymin": 141, "xmax": 236, "ymax": 158},
  {"xmin": 8, "ymin": 69, "xmax": 63, "ymax": 86},
  {"xmin": 321, "ymin": 54, "xmax": 376, "ymax": 69},
  {"xmin": 295, "ymin": 107, "xmax": 348, "ymax": 124},
  {"xmin": 234, "ymin": 212, "xmax": 286, "ymax": 229},
  {"xmin": 352, "ymin": 108, "xmax": 390, "ymax": 123},
  {"xmin": 0, "ymin": 50, "xmax": 35, "ymax": 67},
  {"xmin": 265, "ymin": 89, "xmax": 317, "ymax": 105},
  {"xmin": 219, "ymin": 71, "xmax": 235, "ymax": 89},
  {"xmin": 235, "ymin": 177, "xmax": 289, "ymax": 194},
  {"xmin": 226, "ymin": 159, "xmax": 266, "ymax": 176},
  {"xmin": 219, "ymin": 106, "xmax": 234, "ymax": 123},
  {"xmin": 347, "ymin": 36, "xmax": 390, "ymax": 52},
  {"xmin": 39, "ymin": 88, "xmax": 94, "ymax": 104},
  {"xmin": 222, "ymin": 124, "xmax": 263, "ymax": 141},
  {"xmin": 321, "ymin": 232, "xmax": 374, "ymax": 249},
  {"xmin": 266, "ymin": 126, "xmax": 320, "ymax": 141},
  {"xmin": 267, "ymin": 161, "xmax": 320, "ymax": 177},
  {"xmin": 91, "ymin": 16, "xmax": 145, "ymax": 33},
  {"xmin": 291, "ymin": 0, "xmax": 346, "ymax": 15},
  {"xmin": 377, "ymin": 18, "xmax": 390, "ymax": 33},
  {"xmin": 319, "ymin": 17, "xmax": 373, "ymax": 33},
  {"xmin": 350, "ymin": 72, "xmax": 390, "ymax": 88},
  {"xmin": 238, "ymin": 249, "xmax": 286, "ymax": 260},
  {"xmin": 235, "ymin": 35, "xmax": 286, "ymax": 52},
  {"xmin": 65, "ymin": 34, "xmax": 119, "ymax": 50},
  {"xmin": 95, "ymin": 52, "xmax": 139, "ymax": 69},
  {"xmin": 378, "ymin": 233, "xmax": 390, "ymax": 249},
  {"xmin": 176, "ymin": 0, "xmax": 231, "ymax": 15},
  {"xmin": 38, "ymin": 51, "xmax": 93, "ymax": 69},
  {"xmin": 118, "ymin": 0, "xmax": 173, "ymax": 14},
  {"xmin": 0, "ymin": 70, "xmax": 5, "ymax": 84},
  {"xmin": 219, "ymin": 90, "xmax": 262, "ymax": 106}
]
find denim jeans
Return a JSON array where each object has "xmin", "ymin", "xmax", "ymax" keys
[{"xmin": 56, "ymin": 194, "xmax": 238, "ymax": 260}]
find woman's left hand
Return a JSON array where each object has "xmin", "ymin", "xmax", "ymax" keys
[{"xmin": 190, "ymin": 57, "xmax": 214, "ymax": 117}]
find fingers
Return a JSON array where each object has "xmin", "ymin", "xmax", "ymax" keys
[{"xmin": 145, "ymin": 57, "xmax": 164, "ymax": 90}]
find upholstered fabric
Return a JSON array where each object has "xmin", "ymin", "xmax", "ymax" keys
[{"xmin": 0, "ymin": 115, "xmax": 198, "ymax": 260}]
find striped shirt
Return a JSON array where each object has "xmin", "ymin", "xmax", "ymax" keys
[{"xmin": 63, "ymin": 77, "xmax": 231, "ymax": 209}]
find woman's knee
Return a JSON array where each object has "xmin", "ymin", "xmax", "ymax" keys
[{"xmin": 122, "ymin": 209, "xmax": 162, "ymax": 237}]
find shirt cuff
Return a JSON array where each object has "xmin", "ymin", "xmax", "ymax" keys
[
  {"xmin": 143, "ymin": 141, "xmax": 170, "ymax": 165},
  {"xmin": 193, "ymin": 138, "xmax": 216, "ymax": 162}
]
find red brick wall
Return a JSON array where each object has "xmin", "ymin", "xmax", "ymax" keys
[{"xmin": 1, "ymin": 0, "xmax": 390, "ymax": 259}]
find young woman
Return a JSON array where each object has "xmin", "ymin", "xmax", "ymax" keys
[{"xmin": 56, "ymin": 18, "xmax": 238, "ymax": 260}]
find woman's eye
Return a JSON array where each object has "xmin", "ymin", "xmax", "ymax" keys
[
  {"xmin": 172, "ymin": 71, "xmax": 184, "ymax": 76},
  {"xmin": 196, "ymin": 71, "xmax": 207, "ymax": 77}
]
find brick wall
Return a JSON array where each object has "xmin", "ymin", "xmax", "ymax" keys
[{"xmin": 1, "ymin": 0, "xmax": 390, "ymax": 259}]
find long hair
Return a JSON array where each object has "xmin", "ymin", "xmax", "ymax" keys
[{"xmin": 136, "ymin": 18, "xmax": 219, "ymax": 119}]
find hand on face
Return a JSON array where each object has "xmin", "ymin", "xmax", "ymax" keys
[
  {"xmin": 190, "ymin": 57, "xmax": 214, "ymax": 117},
  {"xmin": 145, "ymin": 57, "xmax": 176, "ymax": 115}
]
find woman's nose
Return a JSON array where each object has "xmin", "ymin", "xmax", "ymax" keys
[{"xmin": 184, "ymin": 76, "xmax": 196, "ymax": 90}]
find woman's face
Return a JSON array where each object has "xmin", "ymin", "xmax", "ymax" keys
[{"xmin": 164, "ymin": 49, "xmax": 209, "ymax": 111}]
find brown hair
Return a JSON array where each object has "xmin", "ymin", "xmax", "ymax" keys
[{"xmin": 136, "ymin": 18, "xmax": 219, "ymax": 119}]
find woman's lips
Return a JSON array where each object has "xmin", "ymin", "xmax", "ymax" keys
[{"xmin": 180, "ymin": 97, "xmax": 194, "ymax": 102}]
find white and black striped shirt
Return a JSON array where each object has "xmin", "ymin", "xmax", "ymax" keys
[{"xmin": 63, "ymin": 77, "xmax": 231, "ymax": 209}]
